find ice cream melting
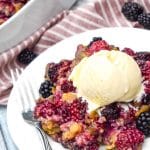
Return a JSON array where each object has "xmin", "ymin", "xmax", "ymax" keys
[{"xmin": 69, "ymin": 50, "xmax": 142, "ymax": 111}]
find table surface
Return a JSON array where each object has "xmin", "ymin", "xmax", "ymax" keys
[{"xmin": 0, "ymin": 1, "xmax": 94, "ymax": 150}]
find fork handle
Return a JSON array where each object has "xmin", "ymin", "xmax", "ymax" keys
[{"xmin": 36, "ymin": 126, "xmax": 52, "ymax": 150}]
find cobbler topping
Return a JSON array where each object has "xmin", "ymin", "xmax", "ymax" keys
[{"xmin": 34, "ymin": 37, "xmax": 150, "ymax": 150}]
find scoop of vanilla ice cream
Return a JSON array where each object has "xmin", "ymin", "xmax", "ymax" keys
[{"xmin": 69, "ymin": 50, "xmax": 142, "ymax": 110}]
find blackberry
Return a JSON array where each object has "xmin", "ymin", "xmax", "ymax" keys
[
  {"xmin": 39, "ymin": 80, "xmax": 53, "ymax": 98},
  {"xmin": 122, "ymin": 2, "xmax": 144, "ymax": 21},
  {"xmin": 136, "ymin": 111, "xmax": 150, "ymax": 136},
  {"xmin": 101, "ymin": 103, "xmax": 120, "ymax": 120},
  {"xmin": 17, "ymin": 49, "xmax": 37, "ymax": 65},
  {"xmin": 138, "ymin": 13, "xmax": 150, "ymax": 29},
  {"xmin": 141, "ymin": 94, "xmax": 150, "ymax": 104}
]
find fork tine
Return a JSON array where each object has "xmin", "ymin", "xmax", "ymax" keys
[
  {"xmin": 22, "ymin": 78, "xmax": 36, "ymax": 110},
  {"xmin": 15, "ymin": 68, "xmax": 20, "ymax": 79},
  {"xmin": 10, "ymin": 68, "xmax": 23, "ymax": 84},
  {"xmin": 11, "ymin": 68, "xmax": 29, "ymax": 111},
  {"xmin": 11, "ymin": 68, "xmax": 36, "ymax": 111},
  {"xmin": 10, "ymin": 68, "xmax": 26, "ymax": 110},
  {"xmin": 20, "ymin": 67, "xmax": 37, "ymax": 103},
  {"xmin": 20, "ymin": 68, "xmax": 24, "ymax": 72},
  {"xmin": 10, "ymin": 69, "xmax": 17, "ymax": 84},
  {"xmin": 19, "ymin": 79, "xmax": 30, "ymax": 111},
  {"xmin": 11, "ymin": 68, "xmax": 52, "ymax": 150}
]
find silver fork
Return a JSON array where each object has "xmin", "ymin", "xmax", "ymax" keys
[{"xmin": 10, "ymin": 68, "xmax": 52, "ymax": 150}]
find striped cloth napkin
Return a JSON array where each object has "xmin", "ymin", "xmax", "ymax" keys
[{"xmin": 0, "ymin": 0, "xmax": 150, "ymax": 105}]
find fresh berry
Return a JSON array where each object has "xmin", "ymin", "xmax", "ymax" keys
[
  {"xmin": 122, "ymin": 2, "xmax": 144, "ymax": 21},
  {"xmin": 122, "ymin": 48, "xmax": 135, "ymax": 56},
  {"xmin": 136, "ymin": 111, "xmax": 150, "ymax": 136},
  {"xmin": 39, "ymin": 80, "xmax": 53, "ymax": 98},
  {"xmin": 138, "ymin": 13, "xmax": 150, "ymax": 29},
  {"xmin": 101, "ymin": 103, "xmax": 120, "ymax": 120},
  {"xmin": 115, "ymin": 127, "xmax": 144, "ymax": 150},
  {"xmin": 88, "ymin": 40, "xmax": 110, "ymax": 54},
  {"xmin": 61, "ymin": 80, "xmax": 75, "ymax": 93},
  {"xmin": 141, "ymin": 94, "xmax": 150, "ymax": 104},
  {"xmin": 17, "ymin": 49, "xmax": 37, "ymax": 65}
]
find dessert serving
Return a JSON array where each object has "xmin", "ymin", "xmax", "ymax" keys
[
  {"xmin": 0, "ymin": 0, "xmax": 29, "ymax": 25},
  {"xmin": 34, "ymin": 37, "xmax": 150, "ymax": 150}
]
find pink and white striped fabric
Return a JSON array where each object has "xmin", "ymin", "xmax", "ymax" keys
[{"xmin": 0, "ymin": 0, "xmax": 149, "ymax": 105}]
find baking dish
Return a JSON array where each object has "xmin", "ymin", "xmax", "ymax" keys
[{"xmin": 0, "ymin": 0, "xmax": 77, "ymax": 53}]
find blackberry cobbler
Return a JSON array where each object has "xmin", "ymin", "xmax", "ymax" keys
[{"xmin": 34, "ymin": 37, "xmax": 150, "ymax": 150}]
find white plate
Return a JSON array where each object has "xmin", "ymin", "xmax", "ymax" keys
[{"xmin": 7, "ymin": 27, "xmax": 150, "ymax": 150}]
